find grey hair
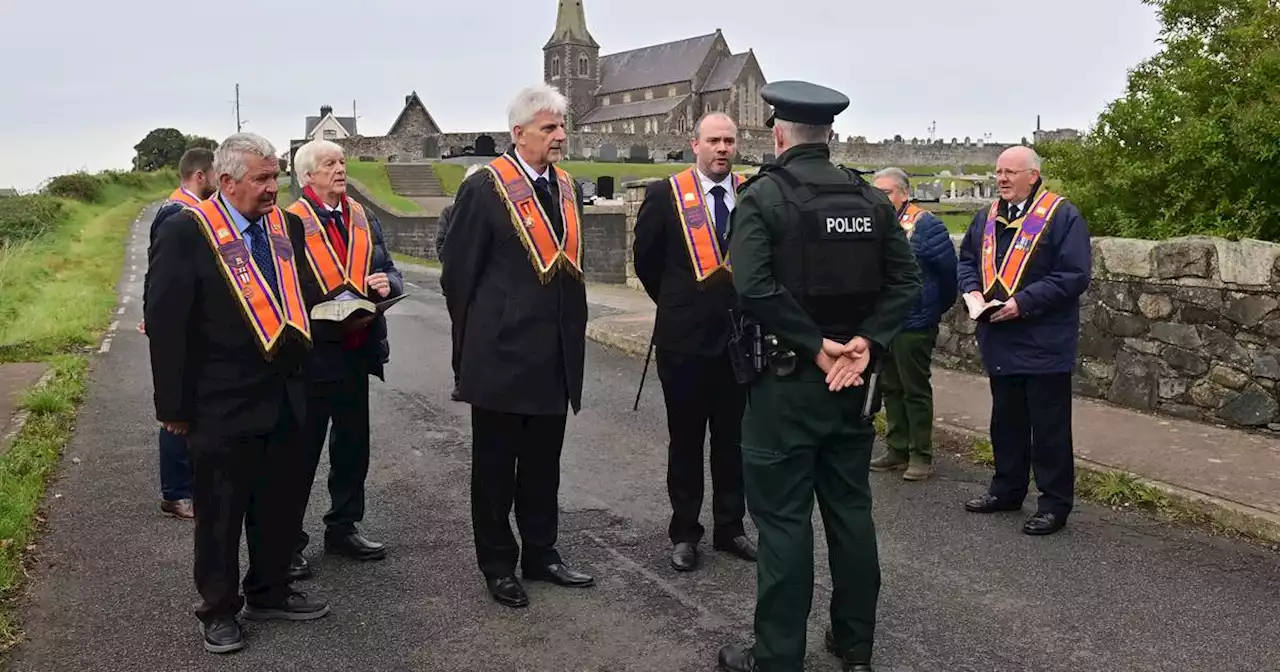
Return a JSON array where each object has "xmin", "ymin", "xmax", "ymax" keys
[
  {"xmin": 507, "ymin": 84, "xmax": 568, "ymax": 141},
  {"xmin": 293, "ymin": 139, "xmax": 344, "ymax": 187},
  {"xmin": 775, "ymin": 119, "xmax": 832, "ymax": 145},
  {"xmin": 463, "ymin": 164, "xmax": 483, "ymax": 179},
  {"xmin": 692, "ymin": 112, "xmax": 737, "ymax": 141},
  {"xmin": 874, "ymin": 167, "xmax": 910, "ymax": 195},
  {"xmin": 213, "ymin": 132, "xmax": 276, "ymax": 181}
]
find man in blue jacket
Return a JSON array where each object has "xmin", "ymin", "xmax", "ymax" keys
[
  {"xmin": 870, "ymin": 168, "xmax": 958, "ymax": 481},
  {"xmin": 956, "ymin": 146, "xmax": 1091, "ymax": 536}
]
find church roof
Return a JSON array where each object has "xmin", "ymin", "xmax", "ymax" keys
[
  {"xmin": 702, "ymin": 53, "xmax": 749, "ymax": 92},
  {"xmin": 304, "ymin": 114, "xmax": 357, "ymax": 137},
  {"xmin": 596, "ymin": 32, "xmax": 718, "ymax": 96},
  {"xmin": 578, "ymin": 96, "xmax": 686, "ymax": 125}
]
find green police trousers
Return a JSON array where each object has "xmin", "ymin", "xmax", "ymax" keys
[
  {"xmin": 742, "ymin": 363, "xmax": 880, "ymax": 670},
  {"xmin": 881, "ymin": 326, "xmax": 939, "ymax": 462}
]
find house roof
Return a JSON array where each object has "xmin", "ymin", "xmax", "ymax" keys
[
  {"xmin": 596, "ymin": 32, "xmax": 718, "ymax": 95},
  {"xmin": 388, "ymin": 90, "xmax": 442, "ymax": 136},
  {"xmin": 702, "ymin": 53, "xmax": 749, "ymax": 92},
  {"xmin": 578, "ymin": 96, "xmax": 686, "ymax": 125},
  {"xmin": 304, "ymin": 113, "xmax": 357, "ymax": 138}
]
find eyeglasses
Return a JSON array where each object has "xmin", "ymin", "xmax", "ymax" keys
[{"xmin": 993, "ymin": 169, "xmax": 1033, "ymax": 178}]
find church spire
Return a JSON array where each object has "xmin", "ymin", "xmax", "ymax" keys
[{"xmin": 545, "ymin": 0, "xmax": 599, "ymax": 49}]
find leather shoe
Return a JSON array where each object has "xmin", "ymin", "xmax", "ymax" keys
[
  {"xmin": 523, "ymin": 562, "xmax": 594, "ymax": 587},
  {"xmin": 324, "ymin": 531, "xmax": 387, "ymax": 561},
  {"xmin": 1023, "ymin": 512, "xmax": 1067, "ymax": 536},
  {"xmin": 963, "ymin": 493, "xmax": 1022, "ymax": 514},
  {"xmin": 670, "ymin": 542, "xmax": 699, "ymax": 571},
  {"xmin": 288, "ymin": 553, "xmax": 312, "ymax": 581},
  {"xmin": 162, "ymin": 498, "xmax": 194, "ymax": 520},
  {"xmin": 200, "ymin": 617, "xmax": 244, "ymax": 654},
  {"xmin": 486, "ymin": 575, "xmax": 528, "ymax": 608},
  {"xmin": 240, "ymin": 591, "xmax": 330, "ymax": 621},
  {"xmin": 824, "ymin": 627, "xmax": 876, "ymax": 670},
  {"xmin": 717, "ymin": 644, "xmax": 757, "ymax": 671},
  {"xmin": 714, "ymin": 535, "xmax": 757, "ymax": 562}
]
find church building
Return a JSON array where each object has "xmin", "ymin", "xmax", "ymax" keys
[{"xmin": 543, "ymin": 0, "xmax": 771, "ymax": 134}]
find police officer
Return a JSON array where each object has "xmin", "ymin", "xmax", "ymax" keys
[{"xmin": 716, "ymin": 81, "xmax": 921, "ymax": 672}]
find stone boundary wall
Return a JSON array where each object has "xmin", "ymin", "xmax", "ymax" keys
[{"xmin": 622, "ymin": 179, "xmax": 1280, "ymax": 432}]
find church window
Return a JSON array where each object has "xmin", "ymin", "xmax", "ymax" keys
[
  {"xmin": 668, "ymin": 86, "xmax": 677, "ymax": 97},
  {"xmin": 551, "ymin": 56, "xmax": 561, "ymax": 77},
  {"xmin": 622, "ymin": 92, "xmax": 632, "ymax": 103},
  {"xmin": 578, "ymin": 55, "xmax": 588, "ymax": 76},
  {"xmin": 645, "ymin": 89, "xmax": 653, "ymax": 100},
  {"xmin": 602, "ymin": 96, "xmax": 610, "ymax": 106}
]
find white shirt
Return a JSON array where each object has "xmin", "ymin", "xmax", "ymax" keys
[
  {"xmin": 514, "ymin": 151, "xmax": 551, "ymax": 183},
  {"xmin": 697, "ymin": 169, "xmax": 736, "ymax": 211},
  {"xmin": 1007, "ymin": 197, "xmax": 1029, "ymax": 220}
]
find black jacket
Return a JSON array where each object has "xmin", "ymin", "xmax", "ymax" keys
[
  {"xmin": 145, "ymin": 205, "xmax": 326, "ymax": 437},
  {"xmin": 632, "ymin": 178, "xmax": 738, "ymax": 356},
  {"xmin": 435, "ymin": 203, "xmax": 455, "ymax": 263},
  {"xmin": 441, "ymin": 151, "xmax": 587, "ymax": 416}
]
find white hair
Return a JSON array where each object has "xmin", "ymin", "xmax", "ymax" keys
[
  {"xmin": 463, "ymin": 164, "xmax": 482, "ymax": 179},
  {"xmin": 775, "ymin": 119, "xmax": 832, "ymax": 146},
  {"xmin": 507, "ymin": 84, "xmax": 568, "ymax": 142},
  {"xmin": 1001, "ymin": 145, "xmax": 1043, "ymax": 172},
  {"xmin": 874, "ymin": 166, "xmax": 910, "ymax": 194},
  {"xmin": 293, "ymin": 139, "xmax": 345, "ymax": 187},
  {"xmin": 213, "ymin": 132, "xmax": 276, "ymax": 181}
]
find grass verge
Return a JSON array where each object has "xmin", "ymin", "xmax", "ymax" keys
[
  {"xmin": 392, "ymin": 252, "xmax": 440, "ymax": 269},
  {"xmin": 0, "ymin": 355, "xmax": 89, "ymax": 651}
]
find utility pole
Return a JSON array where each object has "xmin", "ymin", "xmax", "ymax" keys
[{"xmin": 234, "ymin": 83, "xmax": 248, "ymax": 132}]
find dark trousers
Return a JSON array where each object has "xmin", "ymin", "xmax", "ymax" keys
[
  {"xmin": 988, "ymin": 373, "xmax": 1075, "ymax": 517},
  {"xmin": 470, "ymin": 406, "xmax": 567, "ymax": 579},
  {"xmin": 187, "ymin": 406, "xmax": 307, "ymax": 623},
  {"xmin": 880, "ymin": 326, "xmax": 938, "ymax": 462},
  {"xmin": 158, "ymin": 426, "xmax": 191, "ymax": 501},
  {"xmin": 298, "ymin": 354, "xmax": 372, "ymax": 553},
  {"xmin": 656, "ymin": 349, "xmax": 747, "ymax": 545}
]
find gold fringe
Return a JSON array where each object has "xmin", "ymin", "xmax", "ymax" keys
[
  {"xmin": 190, "ymin": 207, "xmax": 283, "ymax": 363},
  {"xmin": 484, "ymin": 169, "xmax": 584, "ymax": 286}
]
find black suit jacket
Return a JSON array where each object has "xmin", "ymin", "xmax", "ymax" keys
[
  {"xmin": 146, "ymin": 205, "xmax": 326, "ymax": 437},
  {"xmin": 632, "ymin": 178, "xmax": 738, "ymax": 356},
  {"xmin": 441, "ymin": 151, "xmax": 588, "ymax": 416}
]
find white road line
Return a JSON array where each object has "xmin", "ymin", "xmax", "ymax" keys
[
  {"xmin": 116, "ymin": 307, "xmax": 125, "ymax": 315},
  {"xmin": 128, "ymin": 274, "xmax": 136, "ymax": 282},
  {"xmin": 108, "ymin": 321, "xmax": 119, "ymax": 332},
  {"xmin": 122, "ymin": 296, "xmax": 132, "ymax": 304},
  {"xmin": 406, "ymin": 282, "xmax": 420, "ymax": 289},
  {"xmin": 98, "ymin": 338, "xmax": 112, "ymax": 354}
]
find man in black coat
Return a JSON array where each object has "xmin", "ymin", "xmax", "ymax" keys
[
  {"xmin": 441, "ymin": 84, "xmax": 593, "ymax": 608},
  {"xmin": 632, "ymin": 112, "xmax": 757, "ymax": 572},
  {"xmin": 285, "ymin": 139, "xmax": 404, "ymax": 576},
  {"xmin": 146, "ymin": 133, "xmax": 331, "ymax": 655}
]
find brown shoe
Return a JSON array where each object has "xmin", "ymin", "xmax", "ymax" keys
[
  {"xmin": 869, "ymin": 451, "xmax": 908, "ymax": 472},
  {"xmin": 903, "ymin": 458, "xmax": 934, "ymax": 481},
  {"xmin": 161, "ymin": 499, "xmax": 194, "ymax": 520}
]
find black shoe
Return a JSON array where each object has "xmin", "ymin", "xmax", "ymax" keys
[
  {"xmin": 450, "ymin": 383, "xmax": 462, "ymax": 401},
  {"xmin": 717, "ymin": 644, "xmax": 757, "ymax": 671},
  {"xmin": 324, "ymin": 531, "xmax": 387, "ymax": 561},
  {"xmin": 523, "ymin": 562, "xmax": 594, "ymax": 587},
  {"xmin": 288, "ymin": 553, "xmax": 312, "ymax": 581},
  {"xmin": 200, "ymin": 617, "xmax": 244, "ymax": 654},
  {"xmin": 844, "ymin": 663, "xmax": 875, "ymax": 671},
  {"xmin": 486, "ymin": 575, "xmax": 529, "ymax": 608},
  {"xmin": 824, "ymin": 627, "xmax": 875, "ymax": 670},
  {"xmin": 713, "ymin": 535, "xmax": 757, "ymax": 562},
  {"xmin": 670, "ymin": 542, "xmax": 699, "ymax": 572},
  {"xmin": 1023, "ymin": 512, "xmax": 1067, "ymax": 536},
  {"xmin": 240, "ymin": 591, "xmax": 331, "ymax": 621},
  {"xmin": 963, "ymin": 493, "xmax": 1023, "ymax": 513}
]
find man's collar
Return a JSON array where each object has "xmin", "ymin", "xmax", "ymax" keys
[
  {"xmin": 217, "ymin": 192, "xmax": 259, "ymax": 235},
  {"xmin": 695, "ymin": 168, "xmax": 733, "ymax": 195},
  {"xmin": 513, "ymin": 149, "xmax": 550, "ymax": 182}
]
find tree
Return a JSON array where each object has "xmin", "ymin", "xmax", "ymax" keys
[
  {"xmin": 133, "ymin": 128, "xmax": 188, "ymax": 172},
  {"xmin": 185, "ymin": 135, "xmax": 218, "ymax": 152},
  {"xmin": 1041, "ymin": 0, "xmax": 1280, "ymax": 242}
]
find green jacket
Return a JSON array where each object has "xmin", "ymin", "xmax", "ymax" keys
[{"xmin": 728, "ymin": 143, "xmax": 922, "ymax": 362}]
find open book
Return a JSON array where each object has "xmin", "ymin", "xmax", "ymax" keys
[
  {"xmin": 310, "ymin": 289, "xmax": 410, "ymax": 324},
  {"xmin": 962, "ymin": 293, "xmax": 1005, "ymax": 322}
]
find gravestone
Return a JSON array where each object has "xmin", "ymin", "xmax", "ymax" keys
[
  {"xmin": 596, "ymin": 176, "xmax": 615, "ymax": 199},
  {"xmin": 578, "ymin": 180, "xmax": 597, "ymax": 201},
  {"xmin": 423, "ymin": 136, "xmax": 440, "ymax": 160},
  {"xmin": 598, "ymin": 143, "xmax": 618, "ymax": 162},
  {"xmin": 763, "ymin": 152, "xmax": 776, "ymax": 163},
  {"xmin": 474, "ymin": 134, "xmax": 497, "ymax": 156},
  {"xmin": 628, "ymin": 144, "xmax": 650, "ymax": 163}
]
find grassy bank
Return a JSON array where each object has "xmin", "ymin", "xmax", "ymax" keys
[
  {"xmin": 0, "ymin": 168, "xmax": 173, "ymax": 651},
  {"xmin": 345, "ymin": 162, "xmax": 423, "ymax": 213}
]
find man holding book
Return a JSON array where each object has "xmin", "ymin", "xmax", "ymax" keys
[{"xmin": 956, "ymin": 146, "xmax": 1092, "ymax": 536}]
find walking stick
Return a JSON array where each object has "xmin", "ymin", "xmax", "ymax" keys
[{"xmin": 632, "ymin": 331, "xmax": 655, "ymax": 411}]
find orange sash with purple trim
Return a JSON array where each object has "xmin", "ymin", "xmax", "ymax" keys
[
  {"xmin": 669, "ymin": 168, "xmax": 744, "ymax": 281},
  {"xmin": 485, "ymin": 155, "xmax": 583, "ymax": 283},
  {"xmin": 898, "ymin": 203, "xmax": 925, "ymax": 240},
  {"xmin": 187, "ymin": 198, "xmax": 311, "ymax": 358},
  {"xmin": 981, "ymin": 189, "xmax": 1065, "ymax": 296},
  {"xmin": 166, "ymin": 187, "xmax": 201, "ymax": 207},
  {"xmin": 284, "ymin": 198, "xmax": 374, "ymax": 296}
]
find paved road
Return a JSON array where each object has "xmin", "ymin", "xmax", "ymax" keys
[{"xmin": 6, "ymin": 205, "xmax": 1280, "ymax": 672}]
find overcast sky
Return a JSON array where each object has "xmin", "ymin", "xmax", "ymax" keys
[{"xmin": 0, "ymin": 0, "xmax": 1163, "ymax": 191}]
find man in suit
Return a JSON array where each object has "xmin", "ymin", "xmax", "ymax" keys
[
  {"xmin": 147, "ymin": 133, "xmax": 331, "ymax": 654},
  {"xmin": 632, "ymin": 111, "xmax": 757, "ymax": 572},
  {"xmin": 957, "ymin": 145, "xmax": 1092, "ymax": 536},
  {"xmin": 441, "ymin": 84, "xmax": 594, "ymax": 609},
  {"xmin": 285, "ymin": 139, "xmax": 404, "ymax": 577},
  {"xmin": 142, "ymin": 147, "xmax": 216, "ymax": 521}
]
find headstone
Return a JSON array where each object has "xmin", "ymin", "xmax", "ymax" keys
[
  {"xmin": 448, "ymin": 146, "xmax": 462, "ymax": 158},
  {"xmin": 474, "ymin": 134, "xmax": 497, "ymax": 156},
  {"xmin": 763, "ymin": 152, "xmax": 776, "ymax": 163},
  {"xmin": 628, "ymin": 144, "xmax": 649, "ymax": 163},
  {"xmin": 598, "ymin": 143, "xmax": 619, "ymax": 162},
  {"xmin": 423, "ymin": 136, "xmax": 440, "ymax": 160},
  {"xmin": 579, "ymin": 180, "xmax": 597, "ymax": 201},
  {"xmin": 596, "ymin": 176, "xmax": 615, "ymax": 199}
]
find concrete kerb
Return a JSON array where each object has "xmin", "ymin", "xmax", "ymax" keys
[{"xmin": 0, "ymin": 367, "xmax": 56, "ymax": 458}]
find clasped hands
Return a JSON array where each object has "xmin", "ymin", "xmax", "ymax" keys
[{"xmin": 814, "ymin": 336, "xmax": 872, "ymax": 392}]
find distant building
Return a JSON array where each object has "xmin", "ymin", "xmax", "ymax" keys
[
  {"xmin": 1033, "ymin": 115, "xmax": 1081, "ymax": 144},
  {"xmin": 0, "ymin": 188, "xmax": 16, "ymax": 198},
  {"xmin": 304, "ymin": 105, "xmax": 358, "ymax": 141}
]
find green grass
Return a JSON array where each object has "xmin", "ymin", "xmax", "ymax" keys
[
  {"xmin": 0, "ymin": 355, "xmax": 89, "ymax": 650},
  {"xmin": 432, "ymin": 160, "xmax": 703, "ymax": 197},
  {"xmin": 345, "ymin": 162, "xmax": 423, "ymax": 213},
  {"xmin": 391, "ymin": 252, "xmax": 439, "ymax": 269}
]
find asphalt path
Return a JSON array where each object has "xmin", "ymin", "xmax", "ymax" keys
[{"xmin": 5, "ymin": 204, "xmax": 1279, "ymax": 671}]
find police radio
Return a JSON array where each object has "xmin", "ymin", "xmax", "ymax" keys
[{"xmin": 727, "ymin": 309, "xmax": 764, "ymax": 385}]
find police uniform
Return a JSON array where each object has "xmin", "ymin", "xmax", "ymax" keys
[{"xmin": 717, "ymin": 81, "xmax": 922, "ymax": 672}]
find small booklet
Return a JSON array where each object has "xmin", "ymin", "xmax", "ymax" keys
[
  {"xmin": 962, "ymin": 293, "xmax": 1005, "ymax": 322},
  {"xmin": 310, "ymin": 290, "xmax": 410, "ymax": 323}
]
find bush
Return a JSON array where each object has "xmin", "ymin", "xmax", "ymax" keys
[
  {"xmin": 44, "ymin": 172, "xmax": 105, "ymax": 203},
  {"xmin": 0, "ymin": 196, "xmax": 66, "ymax": 244},
  {"xmin": 100, "ymin": 170, "xmax": 151, "ymax": 190}
]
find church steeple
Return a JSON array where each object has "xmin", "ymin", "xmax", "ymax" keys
[{"xmin": 544, "ymin": 0, "xmax": 599, "ymax": 49}]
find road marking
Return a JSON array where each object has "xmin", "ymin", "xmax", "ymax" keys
[
  {"xmin": 98, "ymin": 337, "xmax": 112, "ymax": 353},
  {"xmin": 406, "ymin": 282, "xmax": 420, "ymax": 289},
  {"xmin": 122, "ymin": 296, "xmax": 131, "ymax": 304},
  {"xmin": 116, "ymin": 307, "xmax": 125, "ymax": 315},
  {"xmin": 583, "ymin": 531, "xmax": 731, "ymax": 629},
  {"xmin": 128, "ymin": 274, "xmax": 136, "ymax": 282},
  {"xmin": 108, "ymin": 321, "xmax": 119, "ymax": 332}
]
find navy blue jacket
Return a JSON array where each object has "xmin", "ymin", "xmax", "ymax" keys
[
  {"xmin": 142, "ymin": 200, "xmax": 186, "ymax": 315},
  {"xmin": 901, "ymin": 209, "xmax": 959, "ymax": 331},
  {"xmin": 957, "ymin": 191, "xmax": 1092, "ymax": 376}
]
